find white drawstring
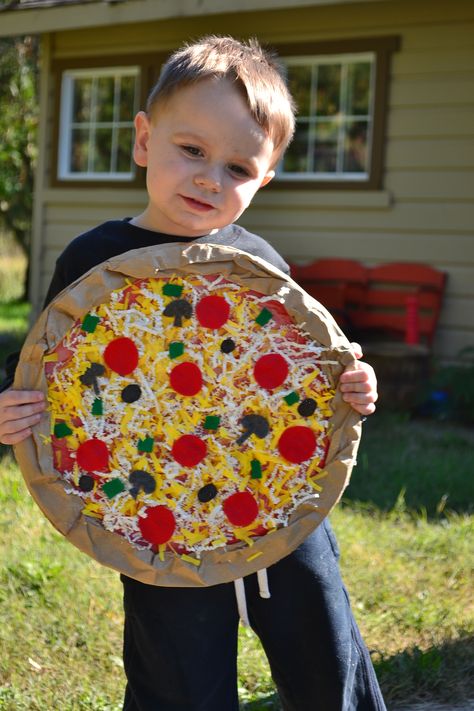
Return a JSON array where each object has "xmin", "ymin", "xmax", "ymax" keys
[
  {"xmin": 234, "ymin": 568, "xmax": 271, "ymax": 626},
  {"xmin": 257, "ymin": 568, "xmax": 271, "ymax": 598},
  {"xmin": 234, "ymin": 577, "xmax": 250, "ymax": 627}
]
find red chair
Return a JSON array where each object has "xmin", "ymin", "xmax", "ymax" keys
[
  {"xmin": 288, "ymin": 259, "xmax": 368, "ymax": 329},
  {"xmin": 354, "ymin": 262, "xmax": 446, "ymax": 347}
]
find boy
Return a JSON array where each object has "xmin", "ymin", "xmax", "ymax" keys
[{"xmin": 0, "ymin": 37, "xmax": 383, "ymax": 710}]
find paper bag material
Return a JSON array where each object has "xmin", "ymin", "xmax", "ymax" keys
[{"xmin": 14, "ymin": 242, "xmax": 362, "ymax": 587}]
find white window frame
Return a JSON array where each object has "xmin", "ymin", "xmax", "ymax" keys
[
  {"xmin": 58, "ymin": 66, "xmax": 139, "ymax": 181},
  {"xmin": 278, "ymin": 52, "xmax": 376, "ymax": 183}
]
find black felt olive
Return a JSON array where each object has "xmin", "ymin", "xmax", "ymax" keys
[
  {"xmin": 121, "ymin": 384, "xmax": 142, "ymax": 403},
  {"xmin": 197, "ymin": 483, "xmax": 218, "ymax": 503},
  {"xmin": 220, "ymin": 338, "xmax": 236, "ymax": 353},
  {"xmin": 78, "ymin": 475, "xmax": 95, "ymax": 492},
  {"xmin": 298, "ymin": 398, "xmax": 317, "ymax": 417}
]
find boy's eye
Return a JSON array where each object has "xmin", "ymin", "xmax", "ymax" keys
[
  {"xmin": 182, "ymin": 145, "xmax": 203, "ymax": 157},
  {"xmin": 228, "ymin": 164, "xmax": 250, "ymax": 178}
]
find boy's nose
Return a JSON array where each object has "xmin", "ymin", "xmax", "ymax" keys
[{"xmin": 194, "ymin": 170, "xmax": 222, "ymax": 193}]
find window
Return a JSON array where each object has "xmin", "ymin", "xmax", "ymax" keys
[
  {"xmin": 275, "ymin": 37, "xmax": 399, "ymax": 189},
  {"xmin": 281, "ymin": 54, "xmax": 374, "ymax": 181},
  {"xmin": 58, "ymin": 67, "xmax": 139, "ymax": 181}
]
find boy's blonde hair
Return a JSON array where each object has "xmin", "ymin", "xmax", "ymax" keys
[{"xmin": 147, "ymin": 35, "xmax": 296, "ymax": 162}]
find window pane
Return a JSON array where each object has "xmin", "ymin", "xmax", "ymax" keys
[
  {"xmin": 93, "ymin": 128, "xmax": 113, "ymax": 172},
  {"xmin": 277, "ymin": 52, "xmax": 377, "ymax": 181},
  {"xmin": 119, "ymin": 75, "xmax": 136, "ymax": 122},
  {"xmin": 282, "ymin": 123, "xmax": 310, "ymax": 172},
  {"xmin": 343, "ymin": 121, "xmax": 368, "ymax": 173},
  {"xmin": 286, "ymin": 65, "xmax": 312, "ymax": 116},
  {"xmin": 313, "ymin": 121, "xmax": 338, "ymax": 172},
  {"xmin": 347, "ymin": 62, "xmax": 371, "ymax": 116},
  {"xmin": 116, "ymin": 127, "xmax": 134, "ymax": 172},
  {"xmin": 96, "ymin": 77, "xmax": 115, "ymax": 122},
  {"xmin": 72, "ymin": 79, "xmax": 92, "ymax": 122},
  {"xmin": 71, "ymin": 128, "xmax": 90, "ymax": 172},
  {"xmin": 314, "ymin": 64, "xmax": 341, "ymax": 116}
]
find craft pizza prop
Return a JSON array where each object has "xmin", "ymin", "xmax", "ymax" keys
[{"xmin": 14, "ymin": 243, "xmax": 362, "ymax": 587}]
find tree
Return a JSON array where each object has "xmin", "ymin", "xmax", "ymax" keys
[{"xmin": 0, "ymin": 35, "xmax": 39, "ymax": 296}]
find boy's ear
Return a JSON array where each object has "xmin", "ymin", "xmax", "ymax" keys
[
  {"xmin": 259, "ymin": 170, "xmax": 275, "ymax": 189},
  {"xmin": 133, "ymin": 111, "xmax": 151, "ymax": 168}
]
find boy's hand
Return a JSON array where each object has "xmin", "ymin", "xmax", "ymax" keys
[
  {"xmin": 0, "ymin": 389, "xmax": 46, "ymax": 445},
  {"xmin": 339, "ymin": 343, "xmax": 377, "ymax": 416}
]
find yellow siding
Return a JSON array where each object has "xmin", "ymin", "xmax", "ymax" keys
[{"xmin": 33, "ymin": 0, "xmax": 474, "ymax": 360}]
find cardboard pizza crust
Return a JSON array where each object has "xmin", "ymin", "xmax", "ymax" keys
[{"xmin": 13, "ymin": 242, "xmax": 362, "ymax": 586}]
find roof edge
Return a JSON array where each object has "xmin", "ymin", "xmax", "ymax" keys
[{"xmin": 0, "ymin": 0, "xmax": 391, "ymax": 38}]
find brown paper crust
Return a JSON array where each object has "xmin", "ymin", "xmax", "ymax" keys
[{"xmin": 14, "ymin": 242, "xmax": 361, "ymax": 587}]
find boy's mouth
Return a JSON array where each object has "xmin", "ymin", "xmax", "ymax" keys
[{"xmin": 180, "ymin": 195, "xmax": 215, "ymax": 212}]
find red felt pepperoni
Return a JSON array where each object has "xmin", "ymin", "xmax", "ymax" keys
[
  {"xmin": 223, "ymin": 491, "xmax": 259, "ymax": 527},
  {"xmin": 172, "ymin": 434, "xmax": 207, "ymax": 467},
  {"xmin": 138, "ymin": 505, "xmax": 176, "ymax": 545},
  {"xmin": 76, "ymin": 438, "xmax": 110, "ymax": 472},
  {"xmin": 195, "ymin": 295, "xmax": 230, "ymax": 329},
  {"xmin": 253, "ymin": 353, "xmax": 289, "ymax": 390},
  {"xmin": 278, "ymin": 426, "xmax": 317, "ymax": 464},
  {"xmin": 103, "ymin": 337, "xmax": 139, "ymax": 375},
  {"xmin": 169, "ymin": 362, "xmax": 203, "ymax": 396}
]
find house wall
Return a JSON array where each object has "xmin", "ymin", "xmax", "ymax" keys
[{"xmin": 33, "ymin": 0, "xmax": 474, "ymax": 359}]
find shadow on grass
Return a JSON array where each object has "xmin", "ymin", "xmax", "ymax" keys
[
  {"xmin": 241, "ymin": 693, "xmax": 281, "ymax": 710},
  {"xmin": 0, "ymin": 444, "xmax": 13, "ymax": 462},
  {"xmin": 375, "ymin": 635, "xmax": 474, "ymax": 707},
  {"xmin": 344, "ymin": 412, "xmax": 474, "ymax": 517},
  {"xmin": 239, "ymin": 636, "xmax": 474, "ymax": 710},
  {"xmin": 0, "ymin": 336, "xmax": 23, "ymax": 393}
]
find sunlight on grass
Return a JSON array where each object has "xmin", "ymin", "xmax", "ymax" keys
[{"xmin": 0, "ymin": 301, "xmax": 30, "ymax": 334}]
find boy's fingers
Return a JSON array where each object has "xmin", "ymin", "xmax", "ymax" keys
[
  {"xmin": 340, "ymin": 372, "xmax": 370, "ymax": 385},
  {"xmin": 0, "ymin": 427, "xmax": 33, "ymax": 445},
  {"xmin": 1, "ymin": 413, "xmax": 42, "ymax": 436},
  {"xmin": 350, "ymin": 342, "xmax": 363, "ymax": 359},
  {"xmin": 1, "ymin": 401, "xmax": 46, "ymax": 421},
  {"xmin": 342, "ymin": 393, "xmax": 377, "ymax": 414},
  {"xmin": 340, "ymin": 381, "xmax": 371, "ymax": 393},
  {"xmin": 353, "ymin": 402, "xmax": 376, "ymax": 416},
  {"xmin": 342, "ymin": 391, "xmax": 377, "ymax": 405},
  {"xmin": 0, "ymin": 390, "xmax": 46, "ymax": 444},
  {"xmin": 0, "ymin": 390, "xmax": 44, "ymax": 406}
]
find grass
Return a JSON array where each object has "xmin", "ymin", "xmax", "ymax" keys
[
  {"xmin": 0, "ymin": 232, "xmax": 26, "ymax": 304},
  {"xmin": 0, "ymin": 414, "xmax": 472, "ymax": 710},
  {"xmin": 0, "ymin": 232, "xmax": 30, "ymax": 377},
  {"xmin": 0, "ymin": 301, "xmax": 31, "ymax": 383},
  {"xmin": 345, "ymin": 412, "xmax": 474, "ymax": 516}
]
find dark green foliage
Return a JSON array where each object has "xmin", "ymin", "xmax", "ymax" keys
[{"xmin": 0, "ymin": 35, "xmax": 38, "ymax": 294}]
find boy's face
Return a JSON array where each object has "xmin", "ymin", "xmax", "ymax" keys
[{"xmin": 133, "ymin": 77, "xmax": 276, "ymax": 237}]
